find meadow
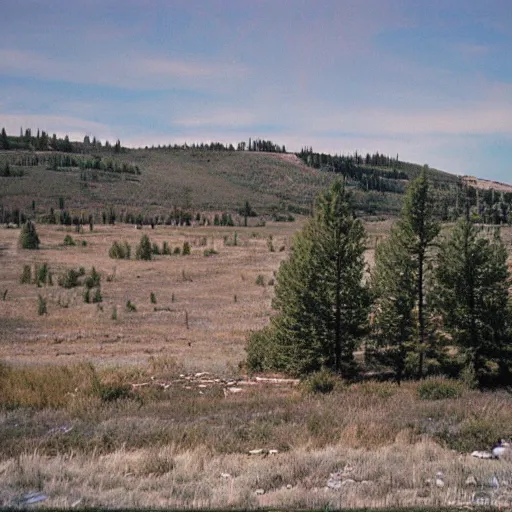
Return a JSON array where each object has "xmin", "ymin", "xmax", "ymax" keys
[{"xmin": 1, "ymin": 219, "xmax": 512, "ymax": 509}]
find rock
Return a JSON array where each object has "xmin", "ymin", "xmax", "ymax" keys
[
  {"xmin": 255, "ymin": 489, "xmax": 265, "ymax": 495},
  {"xmin": 226, "ymin": 387, "xmax": 243, "ymax": 393},
  {"xmin": 248, "ymin": 449, "xmax": 265, "ymax": 455},
  {"xmin": 268, "ymin": 449, "xmax": 279, "ymax": 455},
  {"xmin": 220, "ymin": 473, "xmax": 231, "ymax": 479},
  {"xmin": 286, "ymin": 484, "xmax": 293, "ymax": 490},
  {"xmin": 465, "ymin": 475, "xmax": 477, "ymax": 486},
  {"xmin": 435, "ymin": 478, "xmax": 445, "ymax": 488},
  {"xmin": 471, "ymin": 450, "xmax": 493, "ymax": 459}
]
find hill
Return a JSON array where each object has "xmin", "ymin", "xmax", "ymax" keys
[{"xmin": 1, "ymin": 131, "xmax": 511, "ymax": 225}]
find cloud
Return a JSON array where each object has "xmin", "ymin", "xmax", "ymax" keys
[{"xmin": 0, "ymin": 49, "xmax": 248, "ymax": 92}]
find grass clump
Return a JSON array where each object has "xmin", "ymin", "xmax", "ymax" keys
[
  {"xmin": 301, "ymin": 368, "xmax": 342, "ymax": 394},
  {"xmin": 182, "ymin": 241, "xmax": 191, "ymax": 255},
  {"xmin": 37, "ymin": 294, "xmax": 47, "ymax": 315},
  {"xmin": 203, "ymin": 248, "xmax": 218, "ymax": 257},
  {"xmin": 35, "ymin": 263, "xmax": 52, "ymax": 286},
  {"xmin": 126, "ymin": 300, "xmax": 137, "ymax": 312},
  {"xmin": 109, "ymin": 240, "xmax": 131, "ymax": 259},
  {"xmin": 417, "ymin": 378, "xmax": 464, "ymax": 400},
  {"xmin": 255, "ymin": 274, "xmax": 265, "ymax": 286},
  {"xmin": 150, "ymin": 292, "xmax": 157, "ymax": 304},
  {"xmin": 84, "ymin": 267, "xmax": 101, "ymax": 289}
]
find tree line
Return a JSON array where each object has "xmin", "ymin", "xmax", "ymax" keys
[{"xmin": 247, "ymin": 171, "xmax": 512, "ymax": 388}]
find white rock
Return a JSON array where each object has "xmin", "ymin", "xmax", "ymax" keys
[
  {"xmin": 220, "ymin": 473, "xmax": 231, "ymax": 479},
  {"xmin": 286, "ymin": 484, "xmax": 293, "ymax": 489},
  {"xmin": 248, "ymin": 449, "xmax": 265, "ymax": 455},
  {"xmin": 255, "ymin": 489, "xmax": 265, "ymax": 495},
  {"xmin": 435, "ymin": 478, "xmax": 445, "ymax": 488},
  {"xmin": 465, "ymin": 475, "xmax": 477, "ymax": 486},
  {"xmin": 471, "ymin": 450, "xmax": 493, "ymax": 459},
  {"xmin": 268, "ymin": 449, "xmax": 279, "ymax": 455}
]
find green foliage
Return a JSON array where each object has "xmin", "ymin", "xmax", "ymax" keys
[
  {"xmin": 37, "ymin": 294, "xmax": 47, "ymax": 315},
  {"xmin": 151, "ymin": 242, "xmax": 160, "ymax": 255},
  {"xmin": 63, "ymin": 234, "xmax": 76, "ymax": 246},
  {"xmin": 431, "ymin": 220, "xmax": 512, "ymax": 386},
  {"xmin": 126, "ymin": 300, "xmax": 137, "ymax": 312},
  {"xmin": 20, "ymin": 265, "xmax": 32, "ymax": 284},
  {"xmin": 300, "ymin": 368, "xmax": 341, "ymax": 394},
  {"xmin": 35, "ymin": 263, "xmax": 51, "ymax": 286},
  {"xmin": 136, "ymin": 234, "xmax": 152, "ymax": 260},
  {"xmin": 84, "ymin": 267, "xmax": 101, "ymax": 289},
  {"xmin": 247, "ymin": 180, "xmax": 369, "ymax": 377},
  {"xmin": 150, "ymin": 292, "xmax": 157, "ymax": 304},
  {"xmin": 93, "ymin": 287, "xmax": 102, "ymax": 303},
  {"xmin": 439, "ymin": 418, "xmax": 507, "ymax": 453},
  {"xmin": 417, "ymin": 378, "xmax": 464, "ymax": 400},
  {"xmin": 255, "ymin": 274, "xmax": 265, "ymax": 286},
  {"xmin": 173, "ymin": 247, "xmax": 181, "ymax": 255},
  {"xmin": 19, "ymin": 221, "xmax": 40, "ymax": 249},
  {"xmin": 109, "ymin": 240, "xmax": 131, "ymax": 259},
  {"xmin": 83, "ymin": 288, "xmax": 91, "ymax": 303},
  {"xmin": 98, "ymin": 383, "xmax": 132, "ymax": 402},
  {"xmin": 162, "ymin": 241, "xmax": 171, "ymax": 255},
  {"xmin": 58, "ymin": 268, "xmax": 81, "ymax": 288},
  {"xmin": 182, "ymin": 241, "xmax": 191, "ymax": 255}
]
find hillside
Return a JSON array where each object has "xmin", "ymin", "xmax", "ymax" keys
[{"xmin": 0, "ymin": 136, "xmax": 511, "ymax": 225}]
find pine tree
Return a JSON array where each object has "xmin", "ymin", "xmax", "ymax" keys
[
  {"xmin": 135, "ymin": 234, "xmax": 152, "ymax": 260},
  {"xmin": 399, "ymin": 169, "xmax": 440, "ymax": 377},
  {"xmin": 431, "ymin": 219, "xmax": 512, "ymax": 386},
  {"xmin": 19, "ymin": 221, "xmax": 40, "ymax": 249},
  {"xmin": 246, "ymin": 180, "xmax": 369, "ymax": 377},
  {"xmin": 0, "ymin": 128, "xmax": 9, "ymax": 150}
]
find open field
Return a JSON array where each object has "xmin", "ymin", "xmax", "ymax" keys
[{"xmin": 1, "ymin": 220, "xmax": 512, "ymax": 509}]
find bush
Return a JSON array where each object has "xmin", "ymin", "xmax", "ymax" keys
[
  {"xmin": 150, "ymin": 292, "xmax": 157, "ymax": 304},
  {"xmin": 126, "ymin": 300, "xmax": 137, "ymax": 312},
  {"xmin": 152, "ymin": 242, "xmax": 160, "ymax": 255},
  {"xmin": 19, "ymin": 221, "xmax": 40, "ymax": 249},
  {"xmin": 93, "ymin": 288, "xmax": 102, "ymax": 303},
  {"xmin": 109, "ymin": 241, "xmax": 131, "ymax": 259},
  {"xmin": 20, "ymin": 265, "xmax": 32, "ymax": 284},
  {"xmin": 37, "ymin": 295, "xmax": 47, "ymax": 315},
  {"xmin": 84, "ymin": 267, "xmax": 101, "ymax": 289},
  {"xmin": 162, "ymin": 241, "xmax": 171, "ymax": 255},
  {"xmin": 58, "ymin": 269, "xmax": 81, "ymax": 288},
  {"xmin": 255, "ymin": 274, "xmax": 265, "ymax": 286},
  {"xmin": 417, "ymin": 378, "xmax": 464, "ymax": 400},
  {"xmin": 203, "ymin": 248, "xmax": 218, "ymax": 257},
  {"xmin": 182, "ymin": 241, "xmax": 191, "ymax": 255},
  {"xmin": 173, "ymin": 247, "xmax": 181, "ymax": 255},
  {"xmin": 136, "ymin": 234, "xmax": 152, "ymax": 260},
  {"xmin": 439, "ymin": 419, "xmax": 507, "ymax": 452},
  {"xmin": 35, "ymin": 263, "xmax": 51, "ymax": 286},
  {"xmin": 63, "ymin": 234, "xmax": 76, "ymax": 246},
  {"xmin": 301, "ymin": 369, "xmax": 341, "ymax": 394}
]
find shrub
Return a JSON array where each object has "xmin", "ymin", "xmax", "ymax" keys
[
  {"xmin": 301, "ymin": 368, "xmax": 341, "ymax": 394},
  {"xmin": 20, "ymin": 265, "xmax": 32, "ymax": 284},
  {"xmin": 203, "ymin": 248, "xmax": 218, "ymax": 257},
  {"xmin": 98, "ymin": 383, "xmax": 132, "ymax": 402},
  {"xmin": 19, "ymin": 221, "xmax": 40, "ymax": 249},
  {"xmin": 173, "ymin": 247, "xmax": 181, "ymax": 255},
  {"xmin": 126, "ymin": 300, "xmax": 137, "ymax": 312},
  {"xmin": 136, "ymin": 234, "xmax": 152, "ymax": 260},
  {"xmin": 58, "ymin": 268, "xmax": 81, "ymax": 288},
  {"xmin": 37, "ymin": 295, "xmax": 47, "ymax": 315},
  {"xmin": 84, "ymin": 267, "xmax": 101, "ymax": 289},
  {"xmin": 267, "ymin": 235, "xmax": 275, "ymax": 252},
  {"xmin": 182, "ymin": 241, "xmax": 191, "ymax": 255},
  {"xmin": 439, "ymin": 419, "xmax": 507, "ymax": 452},
  {"xmin": 93, "ymin": 288, "xmax": 102, "ymax": 303},
  {"xmin": 255, "ymin": 274, "xmax": 265, "ymax": 286},
  {"xmin": 162, "ymin": 241, "xmax": 171, "ymax": 255},
  {"xmin": 83, "ymin": 288, "xmax": 91, "ymax": 303},
  {"xmin": 109, "ymin": 241, "xmax": 130, "ymax": 259},
  {"xmin": 151, "ymin": 242, "xmax": 160, "ymax": 255},
  {"xmin": 63, "ymin": 234, "xmax": 76, "ymax": 246},
  {"xmin": 150, "ymin": 292, "xmax": 157, "ymax": 304},
  {"xmin": 417, "ymin": 378, "xmax": 464, "ymax": 400},
  {"xmin": 35, "ymin": 263, "xmax": 51, "ymax": 286},
  {"xmin": 111, "ymin": 306, "xmax": 118, "ymax": 320}
]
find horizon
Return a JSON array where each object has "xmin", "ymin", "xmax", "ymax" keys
[{"xmin": 1, "ymin": 0, "xmax": 511, "ymax": 182}]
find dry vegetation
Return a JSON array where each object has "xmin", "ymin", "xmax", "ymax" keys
[{"xmin": 1, "ymin": 220, "xmax": 512, "ymax": 509}]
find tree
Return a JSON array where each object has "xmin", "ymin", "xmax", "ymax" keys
[
  {"xmin": 246, "ymin": 180, "xmax": 369, "ymax": 377},
  {"xmin": 19, "ymin": 221, "xmax": 40, "ymax": 249},
  {"xmin": 399, "ymin": 169, "xmax": 440, "ymax": 377},
  {"xmin": 431, "ymin": 219, "xmax": 512, "ymax": 386},
  {"xmin": 135, "ymin": 234, "xmax": 152, "ymax": 260},
  {"xmin": 369, "ymin": 226, "xmax": 416, "ymax": 384},
  {"xmin": 0, "ymin": 128, "xmax": 9, "ymax": 150}
]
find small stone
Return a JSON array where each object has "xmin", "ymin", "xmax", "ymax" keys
[
  {"xmin": 286, "ymin": 484, "xmax": 292, "ymax": 490},
  {"xmin": 435, "ymin": 478, "xmax": 445, "ymax": 488},
  {"xmin": 465, "ymin": 475, "xmax": 477, "ymax": 487},
  {"xmin": 255, "ymin": 489, "xmax": 265, "ymax": 495},
  {"xmin": 249, "ymin": 449, "xmax": 265, "ymax": 455},
  {"xmin": 220, "ymin": 473, "xmax": 231, "ymax": 479},
  {"xmin": 268, "ymin": 449, "xmax": 279, "ymax": 455}
]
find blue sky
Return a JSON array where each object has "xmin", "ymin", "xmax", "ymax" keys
[{"xmin": 1, "ymin": 0, "xmax": 511, "ymax": 181}]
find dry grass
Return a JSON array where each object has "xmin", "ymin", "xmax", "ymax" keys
[{"xmin": 2, "ymin": 221, "xmax": 512, "ymax": 509}]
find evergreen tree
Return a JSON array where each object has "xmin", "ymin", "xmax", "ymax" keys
[
  {"xmin": 0, "ymin": 128, "xmax": 9, "ymax": 150},
  {"xmin": 135, "ymin": 234, "xmax": 152, "ymax": 260},
  {"xmin": 431, "ymin": 219, "xmax": 512, "ymax": 386},
  {"xmin": 399, "ymin": 169, "xmax": 440, "ymax": 377},
  {"xmin": 369, "ymin": 226, "xmax": 416, "ymax": 384},
  {"xmin": 247, "ymin": 180, "xmax": 369, "ymax": 377},
  {"xmin": 19, "ymin": 221, "xmax": 40, "ymax": 249}
]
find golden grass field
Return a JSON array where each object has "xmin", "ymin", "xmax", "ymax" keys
[{"xmin": 1, "ymin": 219, "xmax": 512, "ymax": 509}]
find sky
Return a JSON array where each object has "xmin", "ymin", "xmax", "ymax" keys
[{"xmin": 1, "ymin": 0, "xmax": 512, "ymax": 181}]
